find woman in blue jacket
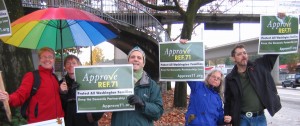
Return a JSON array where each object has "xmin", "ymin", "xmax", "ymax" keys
[{"xmin": 185, "ymin": 69, "xmax": 225, "ymax": 126}]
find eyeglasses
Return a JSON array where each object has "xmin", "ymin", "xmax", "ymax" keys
[
  {"xmin": 210, "ymin": 75, "xmax": 221, "ymax": 81},
  {"xmin": 40, "ymin": 56, "xmax": 54, "ymax": 60},
  {"xmin": 65, "ymin": 62, "xmax": 78, "ymax": 66}
]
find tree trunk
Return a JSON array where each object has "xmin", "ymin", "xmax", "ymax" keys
[
  {"xmin": 0, "ymin": 0, "xmax": 34, "ymax": 124},
  {"xmin": 167, "ymin": 81, "xmax": 171, "ymax": 90},
  {"xmin": 180, "ymin": 8, "xmax": 197, "ymax": 39},
  {"xmin": 1, "ymin": 0, "xmax": 33, "ymax": 92},
  {"xmin": 173, "ymin": 82, "xmax": 187, "ymax": 107},
  {"xmin": 173, "ymin": 3, "xmax": 198, "ymax": 108},
  {"xmin": 166, "ymin": 23, "xmax": 172, "ymax": 40},
  {"xmin": 130, "ymin": 0, "xmax": 213, "ymax": 108}
]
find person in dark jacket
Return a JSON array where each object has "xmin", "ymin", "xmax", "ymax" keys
[
  {"xmin": 186, "ymin": 69, "xmax": 225, "ymax": 126},
  {"xmin": 59, "ymin": 55, "xmax": 103, "ymax": 126},
  {"xmin": 0, "ymin": 47, "xmax": 64, "ymax": 124},
  {"xmin": 224, "ymin": 44, "xmax": 282, "ymax": 126},
  {"xmin": 111, "ymin": 46, "xmax": 164, "ymax": 126}
]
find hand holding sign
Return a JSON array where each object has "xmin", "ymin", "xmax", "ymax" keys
[
  {"xmin": 0, "ymin": 71, "xmax": 11, "ymax": 122},
  {"xmin": 0, "ymin": 90, "xmax": 8, "ymax": 101},
  {"xmin": 127, "ymin": 95, "xmax": 145, "ymax": 108}
]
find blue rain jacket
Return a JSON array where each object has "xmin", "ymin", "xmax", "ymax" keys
[{"xmin": 185, "ymin": 81, "xmax": 224, "ymax": 126}]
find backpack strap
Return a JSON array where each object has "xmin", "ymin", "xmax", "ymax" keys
[
  {"xmin": 31, "ymin": 70, "xmax": 41, "ymax": 96},
  {"xmin": 21, "ymin": 70, "xmax": 41, "ymax": 119}
]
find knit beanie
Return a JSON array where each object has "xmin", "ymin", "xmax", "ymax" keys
[{"xmin": 128, "ymin": 46, "xmax": 146, "ymax": 65}]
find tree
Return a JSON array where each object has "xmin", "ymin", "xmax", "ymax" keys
[
  {"xmin": 224, "ymin": 57, "xmax": 234, "ymax": 65},
  {"xmin": 135, "ymin": 0, "xmax": 242, "ymax": 107},
  {"xmin": 0, "ymin": 0, "xmax": 32, "ymax": 125},
  {"xmin": 280, "ymin": 53, "xmax": 300, "ymax": 73},
  {"xmin": 92, "ymin": 47, "xmax": 105, "ymax": 64},
  {"xmin": 83, "ymin": 47, "xmax": 105, "ymax": 65}
]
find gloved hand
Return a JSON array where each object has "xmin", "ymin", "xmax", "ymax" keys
[{"xmin": 127, "ymin": 95, "xmax": 145, "ymax": 107}]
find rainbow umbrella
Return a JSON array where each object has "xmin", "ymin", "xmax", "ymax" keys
[{"xmin": 1, "ymin": 7, "xmax": 118, "ymax": 74}]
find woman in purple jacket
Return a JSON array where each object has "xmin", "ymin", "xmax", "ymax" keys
[{"xmin": 185, "ymin": 69, "xmax": 225, "ymax": 126}]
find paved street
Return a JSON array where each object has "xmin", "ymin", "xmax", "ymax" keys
[{"xmin": 266, "ymin": 86, "xmax": 300, "ymax": 126}]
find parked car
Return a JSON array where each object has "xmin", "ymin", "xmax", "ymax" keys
[
  {"xmin": 282, "ymin": 74, "xmax": 298, "ymax": 88},
  {"xmin": 295, "ymin": 74, "xmax": 300, "ymax": 88}
]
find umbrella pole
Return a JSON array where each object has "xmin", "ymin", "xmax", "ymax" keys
[
  {"xmin": 61, "ymin": 45, "xmax": 64, "ymax": 77},
  {"xmin": 90, "ymin": 46, "xmax": 92, "ymax": 65},
  {"xmin": 60, "ymin": 20, "xmax": 64, "ymax": 78}
]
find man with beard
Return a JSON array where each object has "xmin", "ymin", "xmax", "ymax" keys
[{"xmin": 223, "ymin": 44, "xmax": 281, "ymax": 126}]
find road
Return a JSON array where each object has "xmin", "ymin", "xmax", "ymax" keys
[{"xmin": 266, "ymin": 86, "xmax": 300, "ymax": 126}]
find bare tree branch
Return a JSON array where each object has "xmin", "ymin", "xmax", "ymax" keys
[
  {"xmin": 135, "ymin": 0, "xmax": 185, "ymax": 14},
  {"xmin": 173, "ymin": 23, "xmax": 201, "ymax": 41}
]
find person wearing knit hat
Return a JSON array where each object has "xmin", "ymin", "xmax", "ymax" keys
[
  {"xmin": 127, "ymin": 46, "xmax": 146, "ymax": 83},
  {"xmin": 127, "ymin": 46, "xmax": 146, "ymax": 65},
  {"xmin": 111, "ymin": 46, "xmax": 164, "ymax": 126}
]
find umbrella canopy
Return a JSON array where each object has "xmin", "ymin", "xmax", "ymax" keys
[
  {"xmin": 0, "ymin": 7, "xmax": 118, "ymax": 76},
  {"xmin": 1, "ymin": 7, "xmax": 117, "ymax": 50}
]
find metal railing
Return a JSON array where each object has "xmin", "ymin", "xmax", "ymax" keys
[
  {"xmin": 94, "ymin": 0, "xmax": 170, "ymax": 42},
  {"xmin": 21, "ymin": 0, "xmax": 171, "ymax": 42},
  {"xmin": 21, "ymin": 0, "xmax": 290, "ymax": 43},
  {"xmin": 22, "ymin": 0, "xmax": 298, "ymax": 15}
]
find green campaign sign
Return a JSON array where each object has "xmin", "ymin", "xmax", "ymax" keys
[
  {"xmin": 74, "ymin": 65, "xmax": 134, "ymax": 113},
  {"xmin": 0, "ymin": 0, "xmax": 11, "ymax": 37},
  {"xmin": 159, "ymin": 41, "xmax": 205, "ymax": 81},
  {"xmin": 259, "ymin": 15, "xmax": 299, "ymax": 54}
]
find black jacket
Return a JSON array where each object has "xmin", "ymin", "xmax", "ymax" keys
[
  {"xmin": 224, "ymin": 54, "xmax": 282, "ymax": 126},
  {"xmin": 60, "ymin": 74, "xmax": 103, "ymax": 126}
]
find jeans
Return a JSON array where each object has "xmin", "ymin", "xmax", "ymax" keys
[{"xmin": 240, "ymin": 114, "xmax": 267, "ymax": 126}]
